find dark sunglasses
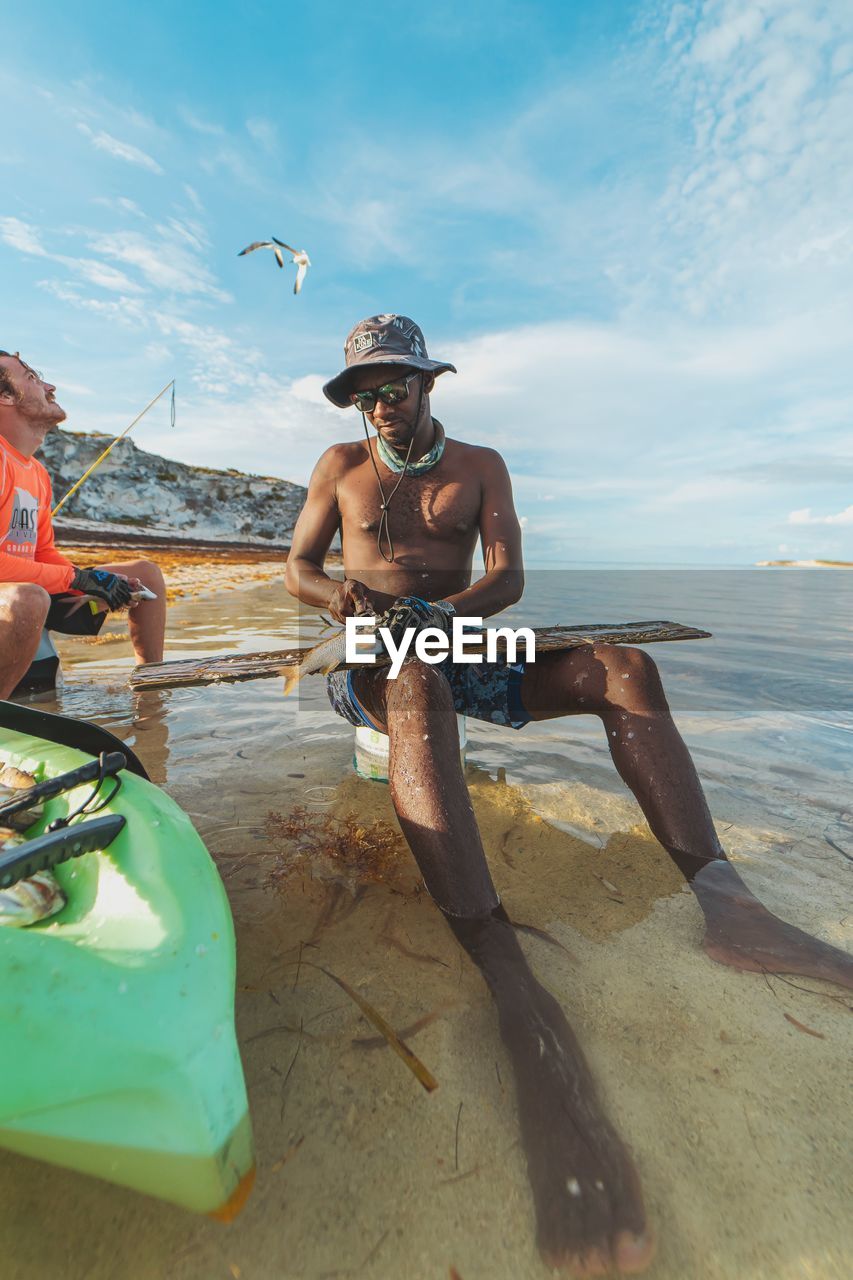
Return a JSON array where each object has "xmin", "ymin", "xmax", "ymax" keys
[{"xmin": 349, "ymin": 371, "xmax": 420, "ymax": 413}]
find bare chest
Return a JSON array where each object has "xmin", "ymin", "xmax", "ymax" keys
[{"xmin": 339, "ymin": 462, "xmax": 481, "ymax": 545}]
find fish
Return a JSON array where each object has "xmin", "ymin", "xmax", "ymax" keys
[
  {"xmin": 280, "ymin": 618, "xmax": 383, "ymax": 697},
  {"xmin": 0, "ymin": 765, "xmax": 45, "ymax": 832},
  {"xmin": 0, "ymin": 867, "xmax": 66, "ymax": 928},
  {"xmin": 0, "ymin": 764, "xmax": 66, "ymax": 927},
  {"xmin": 0, "ymin": 764, "xmax": 37, "ymax": 789}
]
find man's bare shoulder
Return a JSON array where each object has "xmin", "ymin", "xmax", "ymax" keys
[
  {"xmin": 444, "ymin": 437, "xmax": 510, "ymax": 474},
  {"xmin": 311, "ymin": 441, "xmax": 368, "ymax": 480}
]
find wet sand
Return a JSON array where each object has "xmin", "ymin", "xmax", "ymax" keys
[
  {"xmin": 2, "ymin": 574, "xmax": 851, "ymax": 1280},
  {"xmin": 61, "ymin": 541, "xmax": 294, "ymax": 605}
]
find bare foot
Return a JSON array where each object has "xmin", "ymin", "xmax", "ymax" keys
[
  {"xmin": 694, "ymin": 861, "xmax": 853, "ymax": 992},
  {"xmin": 502, "ymin": 981, "xmax": 655, "ymax": 1275},
  {"xmin": 448, "ymin": 911, "xmax": 655, "ymax": 1276}
]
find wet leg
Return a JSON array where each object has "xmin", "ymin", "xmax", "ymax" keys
[
  {"xmin": 523, "ymin": 645, "xmax": 853, "ymax": 990},
  {"xmin": 354, "ymin": 661, "xmax": 654, "ymax": 1274},
  {"xmin": 355, "ymin": 659, "xmax": 498, "ymax": 917},
  {"xmin": 0, "ymin": 583, "xmax": 49, "ymax": 698},
  {"xmin": 99, "ymin": 558, "xmax": 166, "ymax": 664},
  {"xmin": 448, "ymin": 907, "xmax": 654, "ymax": 1275}
]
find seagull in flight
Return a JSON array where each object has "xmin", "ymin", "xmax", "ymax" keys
[{"xmin": 238, "ymin": 237, "xmax": 312, "ymax": 294}]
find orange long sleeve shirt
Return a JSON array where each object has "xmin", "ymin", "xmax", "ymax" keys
[{"xmin": 0, "ymin": 436, "xmax": 75, "ymax": 593}]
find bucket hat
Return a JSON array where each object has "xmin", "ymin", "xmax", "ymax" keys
[{"xmin": 322, "ymin": 314, "xmax": 456, "ymax": 408}]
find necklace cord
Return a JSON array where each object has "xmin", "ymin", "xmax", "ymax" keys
[{"xmin": 362, "ymin": 378, "xmax": 426, "ymax": 563}]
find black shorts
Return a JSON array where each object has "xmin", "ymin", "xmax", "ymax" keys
[{"xmin": 326, "ymin": 656, "xmax": 531, "ymax": 731}]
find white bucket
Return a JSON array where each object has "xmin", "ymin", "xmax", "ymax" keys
[
  {"xmin": 354, "ymin": 715, "xmax": 468, "ymax": 783},
  {"xmin": 35, "ymin": 629, "xmax": 59, "ymax": 663}
]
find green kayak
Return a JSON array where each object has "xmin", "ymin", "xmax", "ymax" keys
[{"xmin": 0, "ymin": 703, "xmax": 254, "ymax": 1218}]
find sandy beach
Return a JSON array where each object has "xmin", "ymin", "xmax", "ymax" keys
[
  {"xmin": 61, "ymin": 541, "xmax": 295, "ymax": 607},
  {"xmin": 2, "ymin": 567, "xmax": 851, "ymax": 1280}
]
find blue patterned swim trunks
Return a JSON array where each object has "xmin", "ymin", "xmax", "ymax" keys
[{"xmin": 326, "ymin": 657, "xmax": 530, "ymax": 732}]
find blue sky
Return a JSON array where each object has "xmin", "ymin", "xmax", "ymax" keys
[{"xmin": 2, "ymin": 0, "xmax": 852, "ymax": 564}]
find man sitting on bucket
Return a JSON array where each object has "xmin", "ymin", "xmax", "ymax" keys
[
  {"xmin": 0, "ymin": 349, "xmax": 166, "ymax": 701},
  {"xmin": 285, "ymin": 314, "xmax": 852, "ymax": 1277},
  {"xmin": 0, "ymin": 350, "xmax": 165, "ymax": 926}
]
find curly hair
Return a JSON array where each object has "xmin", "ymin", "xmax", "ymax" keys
[{"xmin": 0, "ymin": 351, "xmax": 22, "ymax": 401}]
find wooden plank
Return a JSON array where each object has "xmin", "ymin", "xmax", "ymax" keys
[{"xmin": 131, "ymin": 620, "xmax": 711, "ymax": 691}]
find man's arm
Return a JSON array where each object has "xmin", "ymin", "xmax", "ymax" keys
[
  {"xmin": 284, "ymin": 448, "xmax": 377, "ymax": 621},
  {"xmin": 0, "ymin": 466, "xmax": 74, "ymax": 592},
  {"xmin": 441, "ymin": 448, "xmax": 524, "ymax": 619},
  {"xmin": 35, "ymin": 476, "xmax": 75, "ymax": 572},
  {"xmin": 0, "ymin": 549, "xmax": 73, "ymax": 592}
]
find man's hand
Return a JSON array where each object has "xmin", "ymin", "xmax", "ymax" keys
[
  {"xmin": 385, "ymin": 596, "xmax": 454, "ymax": 646},
  {"xmin": 124, "ymin": 577, "xmax": 149, "ymax": 608},
  {"xmin": 70, "ymin": 567, "xmax": 133, "ymax": 611},
  {"xmin": 327, "ymin": 578, "xmax": 376, "ymax": 623}
]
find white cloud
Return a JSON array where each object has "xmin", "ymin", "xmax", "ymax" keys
[
  {"xmin": 690, "ymin": 6, "xmax": 765, "ymax": 65},
  {"xmin": 149, "ymin": 313, "xmax": 264, "ymax": 394},
  {"xmin": 37, "ymin": 280, "xmax": 149, "ymax": 326},
  {"xmin": 33, "ymin": 279, "xmax": 246, "ymax": 391},
  {"xmin": 246, "ymin": 117, "xmax": 278, "ymax": 152},
  {"xmin": 2, "ymin": 216, "xmax": 142, "ymax": 293},
  {"xmin": 645, "ymin": 477, "xmax": 760, "ymax": 510},
  {"xmin": 57, "ymin": 381, "xmax": 94, "ymax": 396},
  {"xmin": 289, "ymin": 375, "xmax": 337, "ymax": 409},
  {"xmin": 92, "ymin": 195, "xmax": 145, "ymax": 217},
  {"xmin": 0, "ymin": 217, "xmax": 49, "ymax": 256},
  {"xmin": 90, "ymin": 227, "xmax": 231, "ymax": 301},
  {"xmin": 789, "ymin": 505, "xmax": 853, "ymax": 526},
  {"xmin": 653, "ymin": 0, "xmax": 853, "ymax": 320},
  {"xmin": 70, "ymin": 258, "xmax": 144, "ymax": 293},
  {"xmin": 182, "ymin": 184, "xmax": 204, "ymax": 213},
  {"xmin": 198, "ymin": 146, "xmax": 263, "ymax": 189},
  {"xmin": 138, "ymin": 377, "xmax": 350, "ymax": 482},
  {"xmin": 440, "ymin": 308, "xmax": 853, "ymax": 465},
  {"xmin": 77, "ymin": 123, "xmax": 163, "ymax": 174},
  {"xmin": 178, "ymin": 107, "xmax": 225, "ymax": 137}
]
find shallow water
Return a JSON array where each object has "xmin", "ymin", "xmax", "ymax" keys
[{"xmin": 3, "ymin": 570, "xmax": 851, "ymax": 1280}]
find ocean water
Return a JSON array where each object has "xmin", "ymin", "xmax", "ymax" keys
[
  {"xmin": 50, "ymin": 567, "xmax": 853, "ymax": 866},
  {"xmin": 4, "ymin": 568, "xmax": 852, "ymax": 1280}
]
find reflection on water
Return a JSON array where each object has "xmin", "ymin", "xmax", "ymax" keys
[{"xmin": 3, "ymin": 571, "xmax": 851, "ymax": 1280}]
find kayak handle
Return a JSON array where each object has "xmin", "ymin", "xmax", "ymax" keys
[
  {"xmin": 0, "ymin": 752, "xmax": 127, "ymax": 822},
  {"xmin": 0, "ymin": 814, "xmax": 127, "ymax": 889}
]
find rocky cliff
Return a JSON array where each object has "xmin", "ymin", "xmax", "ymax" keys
[{"xmin": 39, "ymin": 429, "xmax": 308, "ymax": 549}]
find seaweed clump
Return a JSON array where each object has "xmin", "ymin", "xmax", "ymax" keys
[{"xmin": 264, "ymin": 806, "xmax": 411, "ymax": 895}]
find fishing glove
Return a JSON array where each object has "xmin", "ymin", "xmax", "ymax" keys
[
  {"xmin": 384, "ymin": 596, "xmax": 455, "ymax": 647},
  {"xmin": 70, "ymin": 567, "xmax": 133, "ymax": 610}
]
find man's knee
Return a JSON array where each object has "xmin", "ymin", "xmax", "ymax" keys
[
  {"xmin": 604, "ymin": 643, "xmax": 659, "ymax": 682},
  {"xmin": 0, "ymin": 586, "xmax": 50, "ymax": 674},
  {"xmin": 0, "ymin": 583, "xmax": 50, "ymax": 627},
  {"xmin": 386, "ymin": 658, "xmax": 453, "ymax": 709},
  {"xmin": 593, "ymin": 643, "xmax": 663, "ymax": 705},
  {"xmin": 126, "ymin": 558, "xmax": 165, "ymax": 589},
  {"xmin": 136, "ymin": 558, "xmax": 164, "ymax": 584}
]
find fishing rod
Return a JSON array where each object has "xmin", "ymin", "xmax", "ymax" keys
[{"xmin": 51, "ymin": 379, "xmax": 176, "ymax": 517}]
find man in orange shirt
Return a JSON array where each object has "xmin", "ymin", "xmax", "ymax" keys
[{"xmin": 0, "ymin": 351, "xmax": 166, "ymax": 698}]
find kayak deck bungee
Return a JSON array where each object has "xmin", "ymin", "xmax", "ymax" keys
[{"xmin": 0, "ymin": 716, "xmax": 254, "ymax": 1216}]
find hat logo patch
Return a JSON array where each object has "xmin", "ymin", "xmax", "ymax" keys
[{"xmin": 353, "ymin": 332, "xmax": 374, "ymax": 353}]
